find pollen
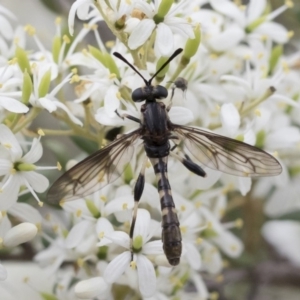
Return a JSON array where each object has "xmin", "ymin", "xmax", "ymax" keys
[
  {"xmin": 98, "ymin": 171, "xmax": 105, "ymax": 182},
  {"xmin": 195, "ymin": 201, "xmax": 202, "ymax": 208},
  {"xmin": 77, "ymin": 258, "xmax": 84, "ymax": 267},
  {"xmin": 216, "ymin": 274, "xmax": 224, "ymax": 283},
  {"xmin": 180, "ymin": 226, "xmax": 187, "ymax": 234},
  {"xmin": 3, "ymin": 143, "xmax": 12, "ymax": 149},
  {"xmin": 109, "ymin": 73, "xmax": 117, "ymax": 80},
  {"xmin": 126, "ymin": 0, "xmax": 131, "ymax": 4},
  {"xmin": 122, "ymin": 203, "xmax": 128, "ymax": 210},
  {"xmin": 254, "ymin": 109, "xmax": 261, "ymax": 117},
  {"xmin": 36, "ymin": 223, "xmax": 42, "ymax": 232},
  {"xmin": 257, "ymin": 52, "xmax": 264, "ymax": 60},
  {"xmin": 196, "ymin": 237, "xmax": 203, "ymax": 245},
  {"xmin": 281, "ymin": 61, "xmax": 290, "ymax": 73},
  {"xmin": 131, "ymin": 9, "xmax": 145, "ymax": 20},
  {"xmin": 24, "ymin": 24, "xmax": 36, "ymax": 36},
  {"xmin": 230, "ymin": 244, "xmax": 238, "ymax": 252},
  {"xmin": 52, "ymin": 224, "xmax": 59, "ymax": 233},
  {"xmin": 13, "ymin": 37, "xmax": 19, "ymax": 45},
  {"xmin": 38, "ymin": 201, "xmax": 44, "ymax": 207},
  {"xmin": 130, "ymin": 261, "xmax": 137, "ymax": 269},
  {"xmin": 8, "ymin": 57, "xmax": 18, "ymax": 65},
  {"xmin": 98, "ymin": 231, "xmax": 105, "ymax": 239},
  {"xmin": 70, "ymin": 74, "xmax": 80, "ymax": 83},
  {"xmin": 285, "ymin": 0, "xmax": 294, "ymax": 8},
  {"xmin": 55, "ymin": 17, "xmax": 62, "ymax": 25},
  {"xmin": 91, "ymin": 24, "xmax": 98, "ymax": 31},
  {"xmin": 186, "ymin": 17, "xmax": 192, "ymax": 23},
  {"xmin": 76, "ymin": 209, "xmax": 82, "ymax": 217},
  {"xmin": 100, "ymin": 195, "xmax": 107, "ymax": 202},
  {"xmin": 180, "ymin": 205, "xmax": 186, "ymax": 212},
  {"xmin": 82, "ymin": 49, "xmax": 88, "ymax": 56},
  {"xmin": 10, "ymin": 168, "xmax": 16, "ymax": 175},
  {"xmin": 235, "ymin": 218, "xmax": 243, "ymax": 228},
  {"xmin": 105, "ymin": 40, "xmax": 115, "ymax": 49},
  {"xmin": 210, "ymin": 291, "xmax": 219, "ymax": 300},
  {"xmin": 63, "ymin": 35, "xmax": 71, "ymax": 44},
  {"xmin": 45, "ymin": 213, "xmax": 51, "ymax": 221},
  {"xmin": 287, "ymin": 30, "xmax": 294, "ymax": 38},
  {"xmin": 23, "ymin": 276, "xmax": 30, "ymax": 283},
  {"xmin": 71, "ymin": 68, "xmax": 78, "ymax": 74},
  {"xmin": 38, "ymin": 129, "xmax": 45, "ymax": 136},
  {"xmin": 57, "ymin": 162, "xmax": 62, "ymax": 171},
  {"xmin": 273, "ymin": 151, "xmax": 279, "ymax": 158}
]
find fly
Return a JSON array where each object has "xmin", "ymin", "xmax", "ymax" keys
[{"xmin": 47, "ymin": 48, "xmax": 282, "ymax": 266}]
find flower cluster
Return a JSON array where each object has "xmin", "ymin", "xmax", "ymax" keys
[{"xmin": 1, "ymin": 0, "xmax": 300, "ymax": 299}]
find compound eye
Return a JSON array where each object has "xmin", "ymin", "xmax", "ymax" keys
[
  {"xmin": 154, "ymin": 85, "xmax": 168, "ymax": 99},
  {"xmin": 132, "ymin": 88, "xmax": 146, "ymax": 102}
]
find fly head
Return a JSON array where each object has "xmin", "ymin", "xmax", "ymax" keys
[{"xmin": 132, "ymin": 85, "xmax": 168, "ymax": 102}]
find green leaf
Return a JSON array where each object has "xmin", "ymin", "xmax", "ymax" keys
[{"xmin": 70, "ymin": 136, "xmax": 99, "ymax": 154}]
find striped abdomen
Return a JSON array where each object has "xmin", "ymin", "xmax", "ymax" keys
[{"xmin": 150, "ymin": 157, "xmax": 182, "ymax": 266}]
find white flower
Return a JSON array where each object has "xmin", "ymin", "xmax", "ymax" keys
[
  {"xmin": 2, "ymin": 222, "xmax": 37, "ymax": 248},
  {"xmin": 0, "ymin": 125, "xmax": 52, "ymax": 209},
  {"xmin": 0, "ymin": 263, "xmax": 7, "ymax": 281},
  {"xmin": 29, "ymin": 64, "xmax": 82, "ymax": 126},
  {"xmin": 262, "ymin": 220, "xmax": 300, "ymax": 266},
  {"xmin": 0, "ymin": 64, "xmax": 29, "ymax": 113},
  {"xmin": 104, "ymin": 209, "xmax": 163, "ymax": 298},
  {"xmin": 75, "ymin": 277, "xmax": 109, "ymax": 299},
  {"xmin": 128, "ymin": 0, "xmax": 194, "ymax": 56}
]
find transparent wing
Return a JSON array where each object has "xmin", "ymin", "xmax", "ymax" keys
[
  {"xmin": 47, "ymin": 129, "xmax": 141, "ymax": 204},
  {"xmin": 173, "ymin": 125, "xmax": 282, "ymax": 177}
]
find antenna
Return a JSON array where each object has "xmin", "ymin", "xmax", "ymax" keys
[
  {"xmin": 113, "ymin": 48, "xmax": 183, "ymax": 86},
  {"xmin": 113, "ymin": 52, "xmax": 148, "ymax": 86},
  {"xmin": 149, "ymin": 48, "xmax": 183, "ymax": 85}
]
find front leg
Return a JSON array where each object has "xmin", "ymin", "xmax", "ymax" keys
[{"xmin": 115, "ymin": 109, "xmax": 141, "ymax": 124}]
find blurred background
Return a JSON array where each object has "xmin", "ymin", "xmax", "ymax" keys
[{"xmin": 1, "ymin": 1, "xmax": 300, "ymax": 299}]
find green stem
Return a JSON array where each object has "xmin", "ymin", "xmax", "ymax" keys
[
  {"xmin": 39, "ymin": 129, "xmax": 74, "ymax": 136},
  {"xmin": 12, "ymin": 108, "xmax": 42, "ymax": 133}
]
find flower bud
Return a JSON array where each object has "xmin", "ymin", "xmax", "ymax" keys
[
  {"xmin": 133, "ymin": 235, "xmax": 143, "ymax": 251},
  {"xmin": 154, "ymin": 0, "xmax": 174, "ymax": 24},
  {"xmin": 52, "ymin": 36, "xmax": 62, "ymax": 64},
  {"xmin": 15, "ymin": 46, "xmax": 32, "ymax": 74},
  {"xmin": 182, "ymin": 24, "xmax": 201, "ymax": 65},
  {"xmin": 75, "ymin": 277, "xmax": 108, "ymax": 299},
  {"xmin": 38, "ymin": 69, "xmax": 52, "ymax": 98},
  {"xmin": 22, "ymin": 70, "xmax": 32, "ymax": 104},
  {"xmin": 3, "ymin": 223, "xmax": 38, "ymax": 248}
]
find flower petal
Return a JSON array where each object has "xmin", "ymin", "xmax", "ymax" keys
[
  {"xmin": 0, "ymin": 124, "xmax": 23, "ymax": 160},
  {"xmin": 128, "ymin": 19, "xmax": 155, "ymax": 50},
  {"xmin": 0, "ymin": 264, "xmax": 7, "ymax": 281},
  {"xmin": 65, "ymin": 220, "xmax": 92, "ymax": 248},
  {"xmin": 155, "ymin": 23, "xmax": 174, "ymax": 56},
  {"xmin": 75, "ymin": 277, "xmax": 108, "ymax": 299},
  {"xmin": 22, "ymin": 138, "xmax": 43, "ymax": 163},
  {"xmin": 0, "ymin": 97, "xmax": 29, "ymax": 113},
  {"xmin": 22, "ymin": 171, "xmax": 49, "ymax": 193},
  {"xmin": 136, "ymin": 255, "xmax": 156, "ymax": 298},
  {"xmin": 220, "ymin": 103, "xmax": 240, "ymax": 136},
  {"xmin": 103, "ymin": 251, "xmax": 131, "ymax": 283}
]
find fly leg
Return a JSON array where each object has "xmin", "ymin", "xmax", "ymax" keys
[
  {"xmin": 115, "ymin": 109, "xmax": 141, "ymax": 124},
  {"xmin": 170, "ymin": 151, "xmax": 206, "ymax": 177},
  {"xmin": 129, "ymin": 157, "xmax": 148, "ymax": 261}
]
